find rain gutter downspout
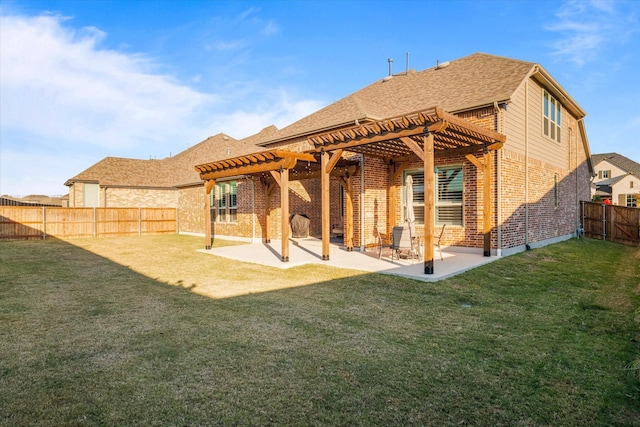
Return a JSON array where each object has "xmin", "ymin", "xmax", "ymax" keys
[
  {"xmin": 494, "ymin": 101, "xmax": 503, "ymax": 257},
  {"xmin": 524, "ymin": 80, "xmax": 530, "ymax": 250}
]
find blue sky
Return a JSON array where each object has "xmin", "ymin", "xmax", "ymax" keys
[{"xmin": 1, "ymin": 0, "xmax": 639, "ymax": 196}]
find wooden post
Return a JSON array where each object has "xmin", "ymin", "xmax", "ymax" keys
[
  {"xmin": 483, "ymin": 150, "xmax": 492, "ymax": 257},
  {"xmin": 264, "ymin": 182, "xmax": 275, "ymax": 243},
  {"xmin": 388, "ymin": 163, "xmax": 398, "ymax": 240},
  {"xmin": 204, "ymin": 179, "xmax": 215, "ymax": 249},
  {"xmin": 345, "ymin": 174, "xmax": 354, "ymax": 251},
  {"xmin": 423, "ymin": 131, "xmax": 435, "ymax": 274},
  {"xmin": 321, "ymin": 150, "xmax": 330, "ymax": 260},
  {"xmin": 280, "ymin": 167, "xmax": 290, "ymax": 262}
]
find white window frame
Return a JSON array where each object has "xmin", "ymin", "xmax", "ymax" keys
[{"xmin": 543, "ymin": 90, "xmax": 561, "ymax": 143}]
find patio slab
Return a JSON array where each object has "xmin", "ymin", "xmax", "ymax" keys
[{"xmin": 199, "ymin": 237, "xmax": 498, "ymax": 282}]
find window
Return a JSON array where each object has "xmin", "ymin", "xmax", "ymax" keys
[
  {"xmin": 598, "ymin": 170, "xmax": 610, "ymax": 179},
  {"xmin": 626, "ymin": 194, "xmax": 638, "ymax": 208},
  {"xmin": 436, "ymin": 166, "xmax": 463, "ymax": 226},
  {"xmin": 212, "ymin": 181, "xmax": 237, "ymax": 223},
  {"xmin": 543, "ymin": 90, "xmax": 561, "ymax": 143},
  {"xmin": 404, "ymin": 165, "xmax": 463, "ymax": 227}
]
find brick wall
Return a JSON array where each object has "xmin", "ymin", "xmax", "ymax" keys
[
  {"xmin": 102, "ymin": 187, "xmax": 178, "ymax": 208},
  {"xmin": 177, "ymin": 185, "xmax": 205, "ymax": 234}
]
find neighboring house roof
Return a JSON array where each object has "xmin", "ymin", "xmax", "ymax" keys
[
  {"xmin": 591, "ymin": 152, "xmax": 640, "ymax": 178},
  {"xmin": 595, "ymin": 175, "xmax": 627, "ymax": 187},
  {"xmin": 65, "ymin": 133, "xmax": 261, "ymax": 188}
]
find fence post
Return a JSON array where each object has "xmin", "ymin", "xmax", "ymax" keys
[
  {"xmin": 602, "ymin": 204, "xmax": 606, "ymax": 241},
  {"xmin": 580, "ymin": 201, "xmax": 585, "ymax": 238},
  {"xmin": 42, "ymin": 206, "xmax": 46, "ymax": 240},
  {"xmin": 176, "ymin": 207, "xmax": 179, "ymax": 234},
  {"xmin": 94, "ymin": 207, "xmax": 97, "ymax": 238},
  {"xmin": 139, "ymin": 207, "xmax": 142, "ymax": 236}
]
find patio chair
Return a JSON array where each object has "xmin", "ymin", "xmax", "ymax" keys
[
  {"xmin": 374, "ymin": 229, "xmax": 390, "ymax": 259},
  {"xmin": 391, "ymin": 225, "xmax": 420, "ymax": 262}
]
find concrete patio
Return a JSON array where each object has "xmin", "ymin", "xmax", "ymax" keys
[{"xmin": 199, "ymin": 237, "xmax": 499, "ymax": 282}]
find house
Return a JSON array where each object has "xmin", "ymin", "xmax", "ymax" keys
[
  {"xmin": 66, "ymin": 52, "xmax": 594, "ymax": 274},
  {"xmin": 591, "ymin": 153, "xmax": 639, "ymax": 207},
  {"xmin": 65, "ymin": 133, "xmax": 264, "ymax": 234}
]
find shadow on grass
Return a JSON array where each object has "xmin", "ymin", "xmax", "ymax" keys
[{"xmin": 1, "ymin": 236, "xmax": 639, "ymax": 426}]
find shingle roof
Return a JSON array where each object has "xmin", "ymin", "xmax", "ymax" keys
[
  {"xmin": 591, "ymin": 152, "xmax": 640, "ymax": 178},
  {"xmin": 257, "ymin": 53, "xmax": 535, "ymax": 145},
  {"xmin": 65, "ymin": 133, "xmax": 262, "ymax": 188}
]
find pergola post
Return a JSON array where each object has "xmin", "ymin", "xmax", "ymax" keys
[
  {"xmin": 345, "ymin": 173, "xmax": 354, "ymax": 251},
  {"xmin": 466, "ymin": 152, "xmax": 493, "ymax": 257},
  {"xmin": 423, "ymin": 131, "xmax": 435, "ymax": 274},
  {"xmin": 483, "ymin": 150, "xmax": 492, "ymax": 257},
  {"xmin": 280, "ymin": 167, "xmax": 290, "ymax": 262},
  {"xmin": 204, "ymin": 179, "xmax": 215, "ymax": 250},
  {"xmin": 264, "ymin": 182, "xmax": 275, "ymax": 243},
  {"xmin": 321, "ymin": 149, "xmax": 330, "ymax": 260}
]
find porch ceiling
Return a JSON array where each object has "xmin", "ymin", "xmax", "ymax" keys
[{"xmin": 307, "ymin": 106, "xmax": 506, "ymax": 159}]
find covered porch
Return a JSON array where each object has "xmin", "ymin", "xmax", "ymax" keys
[{"xmin": 195, "ymin": 106, "xmax": 505, "ymax": 275}]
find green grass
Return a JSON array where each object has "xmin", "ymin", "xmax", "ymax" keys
[{"xmin": 1, "ymin": 235, "xmax": 639, "ymax": 426}]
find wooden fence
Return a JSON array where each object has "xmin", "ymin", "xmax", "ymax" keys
[
  {"xmin": 580, "ymin": 201, "xmax": 640, "ymax": 246},
  {"xmin": 0, "ymin": 207, "xmax": 177, "ymax": 240}
]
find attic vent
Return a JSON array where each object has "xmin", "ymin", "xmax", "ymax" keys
[{"xmin": 435, "ymin": 60, "xmax": 450, "ymax": 70}]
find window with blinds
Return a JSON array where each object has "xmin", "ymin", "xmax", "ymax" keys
[
  {"xmin": 404, "ymin": 165, "xmax": 463, "ymax": 226},
  {"xmin": 212, "ymin": 181, "xmax": 238, "ymax": 223}
]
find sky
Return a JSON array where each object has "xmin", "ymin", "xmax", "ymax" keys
[{"xmin": 1, "ymin": 0, "xmax": 639, "ymax": 196}]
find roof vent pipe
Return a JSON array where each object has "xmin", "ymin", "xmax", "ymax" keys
[
  {"xmin": 406, "ymin": 52, "xmax": 410, "ymax": 75},
  {"xmin": 388, "ymin": 58, "xmax": 393, "ymax": 76}
]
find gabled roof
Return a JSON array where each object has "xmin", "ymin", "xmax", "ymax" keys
[
  {"xmin": 256, "ymin": 53, "xmax": 536, "ymax": 146},
  {"xmin": 594, "ymin": 175, "xmax": 628, "ymax": 187},
  {"xmin": 591, "ymin": 153, "xmax": 640, "ymax": 178},
  {"xmin": 65, "ymin": 133, "xmax": 262, "ymax": 188}
]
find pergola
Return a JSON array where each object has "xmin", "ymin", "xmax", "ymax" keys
[{"xmin": 196, "ymin": 106, "xmax": 506, "ymax": 274}]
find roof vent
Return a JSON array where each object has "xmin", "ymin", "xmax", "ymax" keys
[{"xmin": 435, "ymin": 60, "xmax": 450, "ymax": 70}]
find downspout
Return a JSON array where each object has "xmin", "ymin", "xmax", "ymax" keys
[
  {"xmin": 360, "ymin": 153, "xmax": 365, "ymax": 251},
  {"xmin": 494, "ymin": 102, "xmax": 503, "ymax": 257},
  {"xmin": 524, "ymin": 80, "xmax": 530, "ymax": 249},
  {"xmin": 573, "ymin": 127, "xmax": 579, "ymax": 237}
]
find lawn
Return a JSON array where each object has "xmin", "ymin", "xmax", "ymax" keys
[{"xmin": 1, "ymin": 235, "xmax": 639, "ymax": 426}]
